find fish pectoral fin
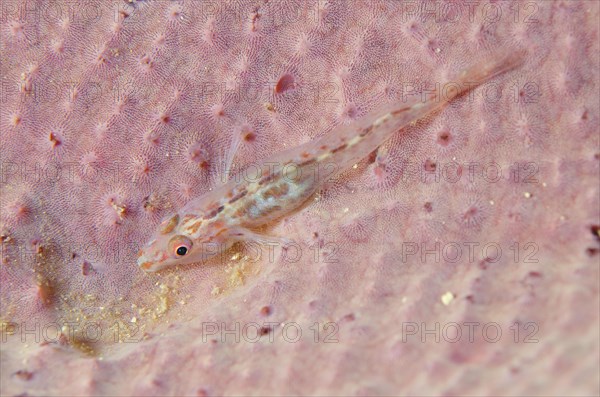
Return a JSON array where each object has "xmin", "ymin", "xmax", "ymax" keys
[{"xmin": 228, "ymin": 227, "xmax": 294, "ymax": 249}]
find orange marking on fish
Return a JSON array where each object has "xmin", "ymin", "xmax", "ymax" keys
[
  {"xmin": 261, "ymin": 183, "xmax": 290, "ymax": 200},
  {"xmin": 185, "ymin": 219, "xmax": 203, "ymax": 235},
  {"xmin": 181, "ymin": 214, "xmax": 197, "ymax": 224},
  {"xmin": 160, "ymin": 214, "xmax": 179, "ymax": 234},
  {"xmin": 233, "ymin": 204, "xmax": 251, "ymax": 218},
  {"xmin": 212, "ymin": 220, "xmax": 226, "ymax": 229},
  {"xmin": 214, "ymin": 227, "xmax": 228, "ymax": 238},
  {"xmin": 140, "ymin": 261, "xmax": 153, "ymax": 270}
]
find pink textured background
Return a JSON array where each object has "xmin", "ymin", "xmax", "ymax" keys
[{"xmin": 1, "ymin": 1, "xmax": 599, "ymax": 395}]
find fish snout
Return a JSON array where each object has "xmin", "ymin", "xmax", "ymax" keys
[
  {"xmin": 137, "ymin": 251, "xmax": 156, "ymax": 271},
  {"xmin": 137, "ymin": 240, "xmax": 160, "ymax": 272}
]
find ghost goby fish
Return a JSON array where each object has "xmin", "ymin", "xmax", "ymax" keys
[{"xmin": 137, "ymin": 50, "xmax": 525, "ymax": 272}]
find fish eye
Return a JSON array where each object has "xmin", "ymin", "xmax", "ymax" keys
[{"xmin": 168, "ymin": 235, "xmax": 193, "ymax": 258}]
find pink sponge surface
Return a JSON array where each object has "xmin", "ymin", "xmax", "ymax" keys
[{"xmin": 1, "ymin": 1, "xmax": 599, "ymax": 395}]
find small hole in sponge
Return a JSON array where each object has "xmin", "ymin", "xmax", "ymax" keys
[
  {"xmin": 367, "ymin": 150, "xmax": 378, "ymax": 164},
  {"xmin": 424, "ymin": 202, "xmax": 433, "ymax": 212},
  {"xmin": 260, "ymin": 305, "xmax": 272, "ymax": 316},
  {"xmin": 259, "ymin": 327, "xmax": 271, "ymax": 336},
  {"xmin": 586, "ymin": 247, "xmax": 598, "ymax": 256},
  {"xmin": 581, "ymin": 110, "xmax": 588, "ymax": 120},
  {"xmin": 424, "ymin": 159, "xmax": 437, "ymax": 172},
  {"xmin": 437, "ymin": 129, "xmax": 452, "ymax": 146},
  {"xmin": 275, "ymin": 73, "xmax": 296, "ymax": 94}
]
